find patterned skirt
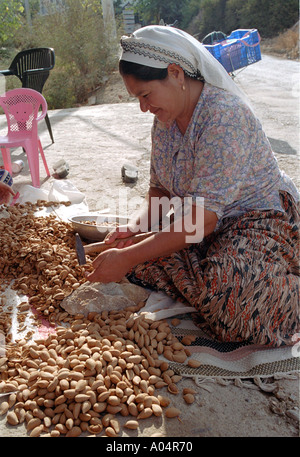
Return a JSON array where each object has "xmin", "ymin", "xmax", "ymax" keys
[{"xmin": 127, "ymin": 192, "xmax": 300, "ymax": 347}]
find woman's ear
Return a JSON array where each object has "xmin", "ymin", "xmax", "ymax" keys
[{"xmin": 167, "ymin": 64, "xmax": 185, "ymax": 85}]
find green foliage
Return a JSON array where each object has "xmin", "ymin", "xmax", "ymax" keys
[
  {"xmin": 133, "ymin": 0, "xmax": 184, "ymax": 26},
  {"xmin": 10, "ymin": 0, "xmax": 119, "ymax": 108},
  {"xmin": 0, "ymin": 0, "xmax": 24, "ymax": 44},
  {"xmin": 133, "ymin": 0, "xmax": 299, "ymax": 38},
  {"xmin": 196, "ymin": 0, "xmax": 227, "ymax": 34},
  {"xmin": 185, "ymin": 0, "xmax": 299, "ymax": 39},
  {"xmin": 224, "ymin": 0, "xmax": 299, "ymax": 37}
]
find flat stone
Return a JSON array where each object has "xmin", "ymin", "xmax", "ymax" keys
[
  {"xmin": 121, "ymin": 163, "xmax": 138, "ymax": 183},
  {"xmin": 60, "ymin": 279, "xmax": 150, "ymax": 316}
]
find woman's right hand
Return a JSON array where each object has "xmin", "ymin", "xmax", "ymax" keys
[{"xmin": 104, "ymin": 224, "xmax": 138, "ymax": 249}]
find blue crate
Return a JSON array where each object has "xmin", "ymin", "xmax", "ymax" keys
[{"xmin": 204, "ymin": 29, "xmax": 261, "ymax": 73}]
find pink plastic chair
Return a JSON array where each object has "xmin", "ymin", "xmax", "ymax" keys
[{"xmin": 0, "ymin": 88, "xmax": 50, "ymax": 188}]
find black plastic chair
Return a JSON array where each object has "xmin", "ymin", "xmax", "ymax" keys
[{"xmin": 0, "ymin": 48, "xmax": 55, "ymax": 143}]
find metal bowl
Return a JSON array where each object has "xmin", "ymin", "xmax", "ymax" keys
[{"xmin": 69, "ymin": 214, "xmax": 129, "ymax": 241}]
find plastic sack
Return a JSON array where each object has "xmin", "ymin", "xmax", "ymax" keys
[
  {"xmin": 16, "ymin": 180, "xmax": 89, "ymax": 220},
  {"xmin": 17, "ymin": 180, "xmax": 86, "ymax": 205},
  {"xmin": 48, "ymin": 180, "xmax": 85, "ymax": 204},
  {"xmin": 17, "ymin": 185, "xmax": 49, "ymax": 204}
]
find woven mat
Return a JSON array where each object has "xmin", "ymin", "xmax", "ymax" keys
[
  {"xmin": 167, "ymin": 315, "xmax": 300, "ymax": 381},
  {"xmin": 137, "ymin": 291, "xmax": 300, "ymax": 382}
]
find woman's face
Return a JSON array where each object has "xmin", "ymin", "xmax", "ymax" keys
[{"xmin": 122, "ymin": 65, "xmax": 185, "ymax": 124}]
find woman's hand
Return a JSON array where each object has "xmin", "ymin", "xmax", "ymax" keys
[
  {"xmin": 86, "ymin": 225, "xmax": 138, "ymax": 282},
  {"xmin": 86, "ymin": 248, "xmax": 132, "ymax": 283},
  {"xmin": 0, "ymin": 182, "xmax": 15, "ymax": 205},
  {"xmin": 104, "ymin": 224, "xmax": 138, "ymax": 248}
]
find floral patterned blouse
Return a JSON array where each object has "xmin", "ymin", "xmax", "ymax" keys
[{"xmin": 150, "ymin": 83, "xmax": 299, "ymax": 227}]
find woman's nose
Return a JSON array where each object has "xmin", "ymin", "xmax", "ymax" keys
[{"xmin": 139, "ymin": 98, "xmax": 149, "ymax": 113}]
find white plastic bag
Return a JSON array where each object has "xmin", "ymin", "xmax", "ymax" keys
[
  {"xmin": 48, "ymin": 180, "xmax": 86, "ymax": 204},
  {"xmin": 17, "ymin": 185, "xmax": 49, "ymax": 204},
  {"xmin": 16, "ymin": 180, "xmax": 89, "ymax": 219}
]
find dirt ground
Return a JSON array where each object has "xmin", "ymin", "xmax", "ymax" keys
[{"xmin": 0, "ymin": 52, "xmax": 299, "ymax": 439}]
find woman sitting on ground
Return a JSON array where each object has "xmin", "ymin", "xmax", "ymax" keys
[{"xmin": 87, "ymin": 25, "xmax": 299, "ymax": 347}]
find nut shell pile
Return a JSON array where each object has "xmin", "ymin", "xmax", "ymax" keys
[
  {"xmin": 0, "ymin": 201, "xmax": 197, "ymax": 437},
  {"xmin": 0, "ymin": 201, "xmax": 88, "ymax": 324}
]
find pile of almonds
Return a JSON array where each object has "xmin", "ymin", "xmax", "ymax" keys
[
  {"xmin": 0, "ymin": 311, "xmax": 198, "ymax": 436},
  {"xmin": 0, "ymin": 201, "xmax": 199, "ymax": 437}
]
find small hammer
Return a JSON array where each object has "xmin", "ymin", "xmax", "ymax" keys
[{"xmin": 75, "ymin": 232, "xmax": 153, "ymax": 265}]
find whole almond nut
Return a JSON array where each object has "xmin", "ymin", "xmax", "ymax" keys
[
  {"xmin": 75, "ymin": 393, "xmax": 90, "ymax": 402},
  {"xmin": 154, "ymin": 381, "xmax": 168, "ymax": 389},
  {"xmin": 102, "ymin": 351, "xmax": 112, "ymax": 362},
  {"xmin": 66, "ymin": 426, "xmax": 82, "ymax": 437},
  {"xmin": 157, "ymin": 395, "xmax": 170, "ymax": 407},
  {"xmin": 165, "ymin": 407, "xmax": 180, "ymax": 418},
  {"xmin": 93, "ymin": 402, "xmax": 106, "ymax": 413},
  {"xmin": 144, "ymin": 396, "xmax": 153, "ymax": 408},
  {"xmin": 183, "ymin": 393, "xmax": 195, "ymax": 404},
  {"xmin": 65, "ymin": 418, "xmax": 74, "ymax": 430},
  {"xmin": 137, "ymin": 407, "xmax": 153, "ymax": 419},
  {"xmin": 110, "ymin": 418, "xmax": 120, "ymax": 434},
  {"xmin": 64, "ymin": 389, "xmax": 76, "ymax": 399},
  {"xmin": 148, "ymin": 375, "xmax": 162, "ymax": 384},
  {"xmin": 86, "ymin": 358, "xmax": 96, "ymax": 371},
  {"xmin": 82, "ymin": 401, "xmax": 91, "ymax": 414},
  {"xmin": 106, "ymin": 405, "xmax": 122, "ymax": 414},
  {"xmin": 55, "ymin": 394, "xmax": 66, "ymax": 406},
  {"xmin": 97, "ymin": 391, "xmax": 110, "ymax": 402},
  {"xmin": 172, "ymin": 351, "xmax": 187, "ymax": 363},
  {"xmin": 156, "ymin": 332, "xmax": 167, "ymax": 342},
  {"xmin": 128, "ymin": 403, "xmax": 138, "ymax": 416},
  {"xmin": 0, "ymin": 401, "xmax": 9, "ymax": 416},
  {"xmin": 124, "ymin": 419, "xmax": 139, "ymax": 430},
  {"xmin": 105, "ymin": 426, "xmax": 118, "ymax": 437},
  {"xmin": 171, "ymin": 375, "xmax": 182, "ymax": 383},
  {"xmin": 181, "ymin": 336, "xmax": 193, "ymax": 345},
  {"xmin": 163, "ymin": 350, "xmax": 174, "ymax": 361},
  {"xmin": 171, "ymin": 318, "xmax": 181, "ymax": 327},
  {"xmin": 187, "ymin": 359, "xmax": 201, "ymax": 368},
  {"xmin": 183, "ymin": 388, "xmax": 196, "ymax": 395},
  {"xmin": 7, "ymin": 411, "xmax": 19, "ymax": 425},
  {"xmin": 110, "ymin": 373, "xmax": 122, "ymax": 384},
  {"xmin": 152, "ymin": 404, "xmax": 163, "ymax": 416},
  {"xmin": 75, "ymin": 379, "xmax": 87, "ymax": 392},
  {"xmin": 30, "ymin": 424, "xmax": 44, "ymax": 437}
]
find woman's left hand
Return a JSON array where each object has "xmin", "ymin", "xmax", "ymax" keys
[{"xmin": 86, "ymin": 248, "xmax": 132, "ymax": 283}]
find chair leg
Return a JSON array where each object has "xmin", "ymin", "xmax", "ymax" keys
[
  {"xmin": 38, "ymin": 140, "xmax": 50, "ymax": 177},
  {"xmin": 1, "ymin": 148, "xmax": 12, "ymax": 174},
  {"xmin": 45, "ymin": 113, "xmax": 54, "ymax": 144},
  {"xmin": 26, "ymin": 146, "xmax": 41, "ymax": 188}
]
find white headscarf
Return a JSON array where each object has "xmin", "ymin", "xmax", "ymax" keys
[{"xmin": 120, "ymin": 25, "xmax": 250, "ymax": 107}]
